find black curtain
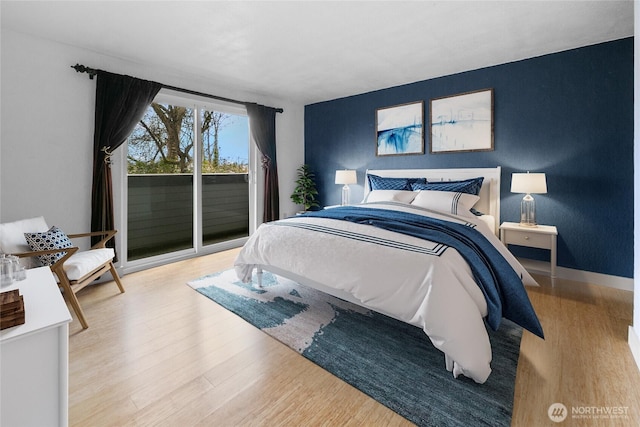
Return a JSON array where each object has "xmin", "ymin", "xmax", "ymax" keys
[
  {"xmin": 91, "ymin": 72, "xmax": 161, "ymax": 248},
  {"xmin": 246, "ymin": 103, "xmax": 279, "ymax": 223}
]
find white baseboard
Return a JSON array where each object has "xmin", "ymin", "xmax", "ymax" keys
[
  {"xmin": 556, "ymin": 266, "xmax": 633, "ymax": 291},
  {"xmin": 629, "ymin": 327, "xmax": 640, "ymax": 373},
  {"xmin": 518, "ymin": 258, "xmax": 633, "ymax": 292}
]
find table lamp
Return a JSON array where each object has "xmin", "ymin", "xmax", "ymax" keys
[
  {"xmin": 511, "ymin": 172, "xmax": 547, "ymax": 227},
  {"xmin": 335, "ymin": 170, "xmax": 357, "ymax": 206}
]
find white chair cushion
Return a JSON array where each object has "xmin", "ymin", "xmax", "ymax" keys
[
  {"xmin": 0, "ymin": 217, "xmax": 49, "ymax": 268},
  {"xmin": 64, "ymin": 248, "xmax": 115, "ymax": 282}
]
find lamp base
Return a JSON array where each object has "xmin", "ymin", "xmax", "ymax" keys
[
  {"xmin": 519, "ymin": 194, "xmax": 537, "ymax": 227},
  {"xmin": 518, "ymin": 222, "xmax": 538, "ymax": 228},
  {"xmin": 341, "ymin": 185, "xmax": 350, "ymax": 206}
]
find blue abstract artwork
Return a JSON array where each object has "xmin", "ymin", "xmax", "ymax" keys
[
  {"xmin": 376, "ymin": 101, "xmax": 424, "ymax": 156},
  {"xmin": 430, "ymin": 89, "xmax": 494, "ymax": 153}
]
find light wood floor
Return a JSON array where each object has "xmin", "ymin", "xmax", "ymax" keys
[{"xmin": 67, "ymin": 248, "xmax": 640, "ymax": 426}]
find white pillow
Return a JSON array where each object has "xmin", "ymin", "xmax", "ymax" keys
[
  {"xmin": 0, "ymin": 217, "xmax": 49, "ymax": 268},
  {"xmin": 364, "ymin": 190, "xmax": 417, "ymax": 204},
  {"xmin": 410, "ymin": 190, "xmax": 480, "ymax": 217}
]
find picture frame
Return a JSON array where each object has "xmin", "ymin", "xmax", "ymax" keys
[
  {"xmin": 375, "ymin": 101, "xmax": 424, "ymax": 156},
  {"xmin": 429, "ymin": 88, "xmax": 494, "ymax": 154}
]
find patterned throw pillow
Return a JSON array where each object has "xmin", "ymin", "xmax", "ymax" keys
[
  {"xmin": 367, "ymin": 174, "xmax": 426, "ymax": 191},
  {"xmin": 24, "ymin": 226, "xmax": 73, "ymax": 266},
  {"xmin": 410, "ymin": 177, "xmax": 484, "ymax": 195}
]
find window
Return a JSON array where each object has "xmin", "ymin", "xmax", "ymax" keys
[{"xmin": 124, "ymin": 91, "xmax": 252, "ymax": 263}]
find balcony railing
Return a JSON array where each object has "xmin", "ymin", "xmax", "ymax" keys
[{"xmin": 128, "ymin": 173, "xmax": 249, "ymax": 260}]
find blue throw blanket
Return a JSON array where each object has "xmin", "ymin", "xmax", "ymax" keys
[{"xmin": 301, "ymin": 206, "xmax": 544, "ymax": 339}]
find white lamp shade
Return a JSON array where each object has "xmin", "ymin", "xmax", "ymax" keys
[
  {"xmin": 335, "ymin": 170, "xmax": 357, "ymax": 185},
  {"xmin": 511, "ymin": 172, "xmax": 547, "ymax": 194}
]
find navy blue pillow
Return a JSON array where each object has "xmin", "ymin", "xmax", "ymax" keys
[
  {"xmin": 367, "ymin": 174, "xmax": 426, "ymax": 191},
  {"xmin": 410, "ymin": 177, "xmax": 484, "ymax": 195}
]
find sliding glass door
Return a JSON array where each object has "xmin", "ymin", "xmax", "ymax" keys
[
  {"xmin": 125, "ymin": 92, "xmax": 250, "ymax": 262},
  {"xmin": 199, "ymin": 108, "xmax": 250, "ymax": 246}
]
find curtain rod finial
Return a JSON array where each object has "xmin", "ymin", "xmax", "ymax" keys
[{"xmin": 72, "ymin": 63, "xmax": 98, "ymax": 79}]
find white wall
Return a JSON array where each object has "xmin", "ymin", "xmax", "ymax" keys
[
  {"xmin": 0, "ymin": 29, "xmax": 303, "ymax": 251},
  {"xmin": 632, "ymin": 0, "xmax": 640, "ymax": 370}
]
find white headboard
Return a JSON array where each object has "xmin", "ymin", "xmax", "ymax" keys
[{"xmin": 364, "ymin": 167, "xmax": 501, "ymax": 234}]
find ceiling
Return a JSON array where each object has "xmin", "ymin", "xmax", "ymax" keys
[{"xmin": 1, "ymin": 1, "xmax": 634, "ymax": 105}]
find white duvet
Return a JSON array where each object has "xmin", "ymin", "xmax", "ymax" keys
[{"xmin": 234, "ymin": 202, "xmax": 538, "ymax": 383}]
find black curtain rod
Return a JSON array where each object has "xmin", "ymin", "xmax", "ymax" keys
[{"xmin": 71, "ymin": 64, "xmax": 283, "ymax": 113}]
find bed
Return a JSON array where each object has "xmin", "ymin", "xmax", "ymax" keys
[{"xmin": 234, "ymin": 167, "xmax": 543, "ymax": 384}]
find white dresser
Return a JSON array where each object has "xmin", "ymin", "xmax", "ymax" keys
[{"xmin": 1, "ymin": 267, "xmax": 71, "ymax": 427}]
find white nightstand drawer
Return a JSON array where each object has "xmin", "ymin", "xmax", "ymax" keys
[{"xmin": 504, "ymin": 230, "xmax": 551, "ymax": 249}]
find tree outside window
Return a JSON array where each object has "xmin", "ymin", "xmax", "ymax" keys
[{"xmin": 128, "ymin": 103, "xmax": 248, "ymax": 174}]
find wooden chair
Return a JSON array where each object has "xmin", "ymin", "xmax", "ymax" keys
[
  {"xmin": 52, "ymin": 230, "xmax": 124, "ymax": 329},
  {"xmin": 0, "ymin": 217, "xmax": 124, "ymax": 329}
]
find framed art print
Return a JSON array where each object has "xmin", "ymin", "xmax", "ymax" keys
[
  {"xmin": 376, "ymin": 101, "xmax": 424, "ymax": 156},
  {"xmin": 430, "ymin": 88, "xmax": 494, "ymax": 153}
]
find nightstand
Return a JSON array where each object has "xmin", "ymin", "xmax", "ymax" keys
[{"xmin": 500, "ymin": 222, "xmax": 558, "ymax": 284}]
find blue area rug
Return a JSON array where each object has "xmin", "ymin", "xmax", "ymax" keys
[{"xmin": 188, "ymin": 269, "xmax": 522, "ymax": 427}]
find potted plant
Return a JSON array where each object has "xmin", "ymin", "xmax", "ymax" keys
[{"xmin": 291, "ymin": 164, "xmax": 320, "ymax": 212}]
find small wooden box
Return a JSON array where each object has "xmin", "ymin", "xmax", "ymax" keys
[{"xmin": 1, "ymin": 289, "xmax": 25, "ymax": 330}]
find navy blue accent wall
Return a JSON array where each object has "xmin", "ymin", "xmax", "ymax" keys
[{"xmin": 304, "ymin": 38, "xmax": 633, "ymax": 278}]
